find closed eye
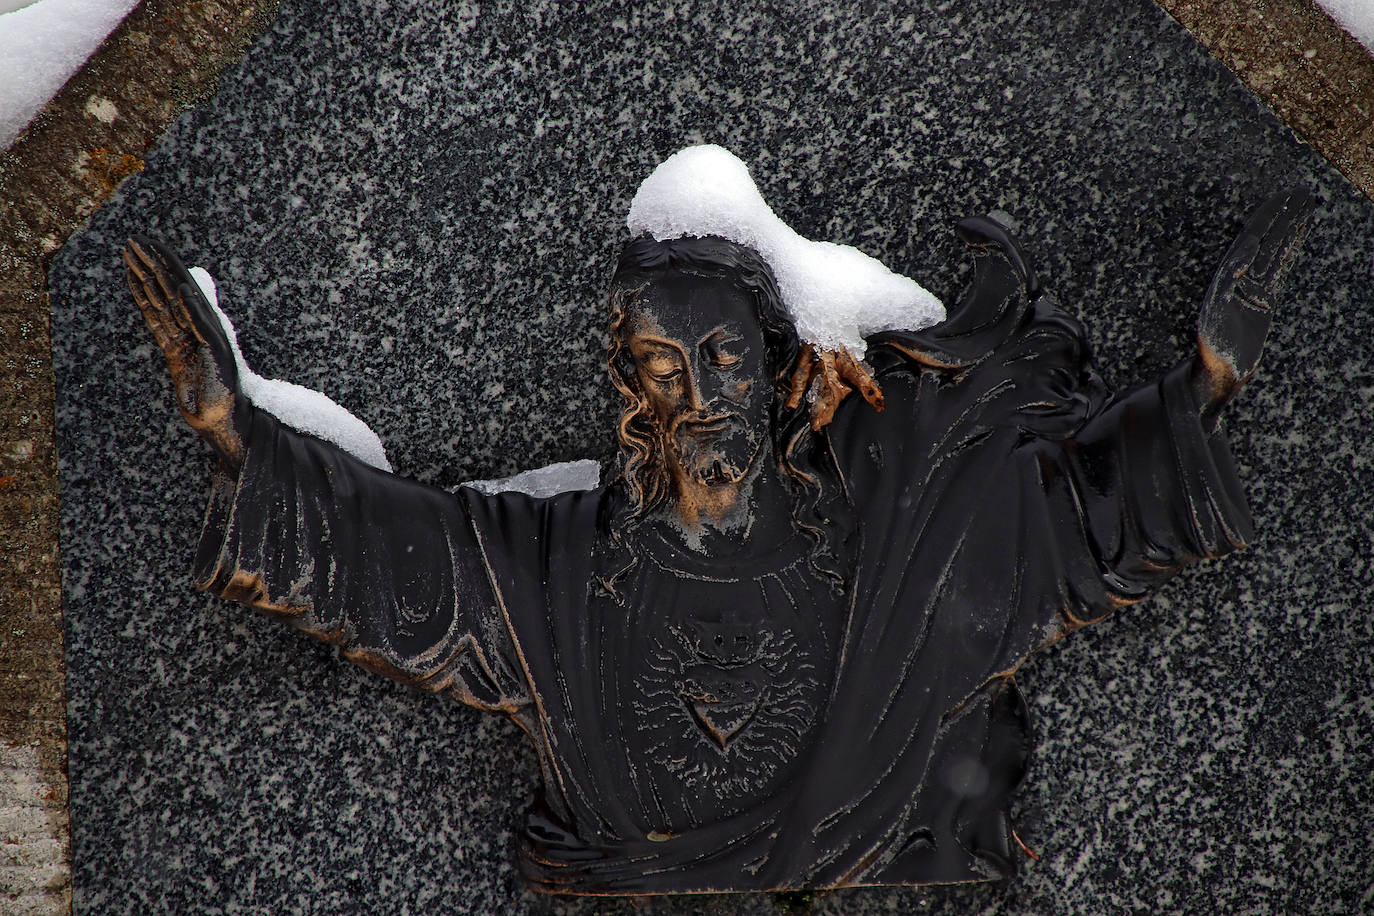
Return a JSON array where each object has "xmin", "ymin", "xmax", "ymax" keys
[
  {"xmin": 700, "ymin": 330, "xmax": 743, "ymax": 369},
  {"xmin": 637, "ymin": 345, "xmax": 685, "ymax": 382}
]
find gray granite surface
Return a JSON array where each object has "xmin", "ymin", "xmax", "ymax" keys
[{"xmin": 47, "ymin": 0, "xmax": 1374, "ymax": 912}]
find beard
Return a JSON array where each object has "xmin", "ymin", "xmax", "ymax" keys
[{"xmin": 666, "ymin": 414, "xmax": 764, "ymax": 486}]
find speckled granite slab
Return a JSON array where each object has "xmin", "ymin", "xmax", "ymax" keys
[{"xmin": 48, "ymin": 0, "xmax": 1374, "ymax": 912}]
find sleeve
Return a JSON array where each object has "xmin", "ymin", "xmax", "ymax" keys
[
  {"xmin": 191, "ymin": 408, "xmax": 531, "ymax": 715},
  {"xmin": 1043, "ymin": 358, "xmax": 1255, "ymax": 614}
]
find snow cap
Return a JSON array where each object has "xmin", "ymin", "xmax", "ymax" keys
[{"xmin": 626, "ymin": 145, "xmax": 944, "ymax": 354}]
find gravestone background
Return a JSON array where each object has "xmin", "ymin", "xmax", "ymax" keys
[{"xmin": 47, "ymin": 0, "xmax": 1373, "ymax": 913}]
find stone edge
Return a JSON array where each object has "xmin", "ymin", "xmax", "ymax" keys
[
  {"xmin": 0, "ymin": 1, "xmax": 1369, "ymax": 914},
  {"xmin": 0, "ymin": 2, "xmax": 281, "ymax": 913},
  {"xmin": 1156, "ymin": 0, "xmax": 1374, "ymax": 200}
]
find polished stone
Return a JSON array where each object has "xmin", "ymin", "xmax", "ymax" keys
[{"xmin": 48, "ymin": 0, "xmax": 1374, "ymax": 912}]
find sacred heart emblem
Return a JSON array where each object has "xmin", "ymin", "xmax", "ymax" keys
[
  {"xmin": 679, "ymin": 620, "xmax": 767, "ymax": 750},
  {"xmin": 682, "ymin": 685, "xmax": 766, "ymax": 750}
]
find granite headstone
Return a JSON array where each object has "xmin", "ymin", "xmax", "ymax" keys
[{"xmin": 48, "ymin": 0, "xmax": 1374, "ymax": 912}]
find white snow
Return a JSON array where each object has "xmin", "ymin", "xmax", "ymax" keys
[
  {"xmin": 627, "ymin": 145, "xmax": 945, "ymax": 355},
  {"xmin": 0, "ymin": 0, "xmax": 139, "ymax": 148},
  {"xmin": 462, "ymin": 459, "xmax": 602, "ymax": 498},
  {"xmin": 1317, "ymin": 0, "xmax": 1374, "ymax": 51},
  {"xmin": 188, "ymin": 267, "xmax": 394, "ymax": 472}
]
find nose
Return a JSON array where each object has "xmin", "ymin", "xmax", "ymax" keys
[
  {"xmin": 684, "ymin": 352, "xmax": 730, "ymax": 415},
  {"xmin": 675, "ymin": 352, "xmax": 709, "ymax": 415}
]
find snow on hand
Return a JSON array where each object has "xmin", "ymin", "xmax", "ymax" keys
[
  {"xmin": 627, "ymin": 144, "xmax": 945, "ymax": 355},
  {"xmin": 188, "ymin": 267, "xmax": 394, "ymax": 472},
  {"xmin": 189, "ymin": 267, "xmax": 601, "ymax": 496}
]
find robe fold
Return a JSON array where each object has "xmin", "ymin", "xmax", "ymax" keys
[{"xmin": 191, "ymin": 246, "xmax": 1252, "ymax": 893}]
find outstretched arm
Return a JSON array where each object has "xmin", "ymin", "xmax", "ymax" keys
[
  {"xmin": 1044, "ymin": 190, "xmax": 1314, "ymax": 610},
  {"xmin": 125, "ymin": 238, "xmax": 529, "ymax": 714},
  {"xmin": 1190, "ymin": 188, "xmax": 1315, "ymax": 430}
]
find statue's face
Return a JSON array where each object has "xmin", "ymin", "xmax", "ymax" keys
[{"xmin": 624, "ymin": 271, "xmax": 770, "ymax": 489}]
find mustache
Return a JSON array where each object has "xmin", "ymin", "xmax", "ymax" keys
[
  {"xmin": 666, "ymin": 407, "xmax": 763, "ymax": 486},
  {"xmin": 667, "ymin": 408, "xmax": 743, "ymax": 436}
]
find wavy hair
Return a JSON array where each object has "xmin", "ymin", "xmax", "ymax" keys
[{"xmin": 599, "ymin": 235, "xmax": 853, "ymax": 589}]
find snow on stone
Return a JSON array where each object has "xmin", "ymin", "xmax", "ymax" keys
[
  {"xmin": 0, "ymin": 0, "xmax": 140, "ymax": 148},
  {"xmin": 188, "ymin": 267, "xmax": 393, "ymax": 472},
  {"xmin": 462, "ymin": 459, "xmax": 601, "ymax": 498},
  {"xmin": 1317, "ymin": 0, "xmax": 1374, "ymax": 51},
  {"xmin": 627, "ymin": 145, "xmax": 945, "ymax": 355}
]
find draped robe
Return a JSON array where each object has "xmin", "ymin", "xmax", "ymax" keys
[{"xmin": 191, "ymin": 245, "xmax": 1251, "ymax": 893}]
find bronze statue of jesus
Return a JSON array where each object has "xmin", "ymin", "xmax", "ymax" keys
[{"xmin": 123, "ymin": 160, "xmax": 1311, "ymax": 894}]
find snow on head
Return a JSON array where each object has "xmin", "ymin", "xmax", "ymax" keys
[
  {"xmin": 626, "ymin": 145, "xmax": 944, "ymax": 354},
  {"xmin": 187, "ymin": 267, "xmax": 393, "ymax": 472}
]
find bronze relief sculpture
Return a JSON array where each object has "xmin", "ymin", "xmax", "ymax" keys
[{"xmin": 123, "ymin": 146, "xmax": 1313, "ymax": 895}]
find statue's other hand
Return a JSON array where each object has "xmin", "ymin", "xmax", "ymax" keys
[
  {"xmin": 124, "ymin": 236, "xmax": 249, "ymax": 466},
  {"xmin": 785, "ymin": 343, "xmax": 884, "ymax": 431},
  {"xmin": 1194, "ymin": 187, "xmax": 1315, "ymax": 419}
]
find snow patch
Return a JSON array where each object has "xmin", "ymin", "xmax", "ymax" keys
[
  {"xmin": 462, "ymin": 459, "xmax": 601, "ymax": 498},
  {"xmin": 188, "ymin": 267, "xmax": 393, "ymax": 472},
  {"xmin": 1316, "ymin": 1, "xmax": 1374, "ymax": 51},
  {"xmin": 627, "ymin": 145, "xmax": 944, "ymax": 355},
  {"xmin": 0, "ymin": 0, "xmax": 140, "ymax": 147}
]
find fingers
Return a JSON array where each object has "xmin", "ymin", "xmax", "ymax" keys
[
  {"xmin": 811, "ymin": 350, "xmax": 854, "ymax": 430},
  {"xmin": 125, "ymin": 241, "xmax": 199, "ymax": 378},
  {"xmin": 126, "ymin": 253, "xmax": 174, "ymax": 349},
  {"xmin": 124, "ymin": 236, "xmax": 249, "ymax": 466},
  {"xmin": 786, "ymin": 345, "xmax": 817, "ymax": 411},
  {"xmin": 1219, "ymin": 187, "xmax": 1316, "ymax": 312},
  {"xmin": 125, "ymin": 237, "xmax": 182, "ymax": 320},
  {"xmin": 124, "ymin": 238, "xmax": 204, "ymax": 355},
  {"xmin": 834, "ymin": 347, "xmax": 884, "ymax": 412},
  {"xmin": 786, "ymin": 344, "xmax": 886, "ymax": 431},
  {"xmin": 1194, "ymin": 187, "xmax": 1315, "ymax": 416},
  {"xmin": 125, "ymin": 236, "xmax": 241, "ymax": 397},
  {"xmin": 1238, "ymin": 187, "xmax": 1315, "ymax": 304}
]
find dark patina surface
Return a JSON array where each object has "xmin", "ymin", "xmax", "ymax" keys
[
  {"xmin": 42, "ymin": 0, "xmax": 1374, "ymax": 912},
  {"xmin": 118, "ymin": 184, "xmax": 1307, "ymax": 894}
]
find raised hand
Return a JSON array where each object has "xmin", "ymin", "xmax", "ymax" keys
[
  {"xmin": 786, "ymin": 343, "xmax": 885, "ymax": 431},
  {"xmin": 1193, "ymin": 188, "xmax": 1315, "ymax": 426},
  {"xmin": 124, "ymin": 237, "xmax": 250, "ymax": 466},
  {"xmin": 784, "ymin": 215, "xmax": 1037, "ymax": 431}
]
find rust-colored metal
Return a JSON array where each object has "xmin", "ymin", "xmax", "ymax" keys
[{"xmin": 785, "ymin": 343, "xmax": 886, "ymax": 430}]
